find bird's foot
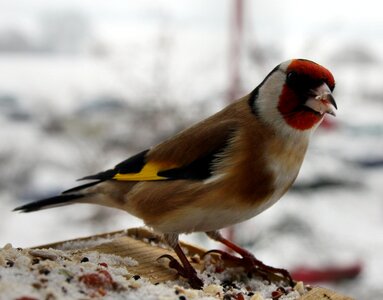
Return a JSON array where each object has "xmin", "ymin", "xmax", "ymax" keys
[
  {"xmin": 203, "ymin": 249, "xmax": 294, "ymax": 287},
  {"xmin": 158, "ymin": 254, "xmax": 204, "ymax": 289}
]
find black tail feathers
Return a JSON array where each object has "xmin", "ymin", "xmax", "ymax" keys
[
  {"xmin": 14, "ymin": 174, "xmax": 107, "ymax": 213},
  {"xmin": 62, "ymin": 180, "xmax": 103, "ymax": 194},
  {"xmin": 78, "ymin": 169, "xmax": 116, "ymax": 181},
  {"xmin": 13, "ymin": 194, "xmax": 84, "ymax": 213}
]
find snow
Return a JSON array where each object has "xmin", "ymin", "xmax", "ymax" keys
[{"xmin": 0, "ymin": 243, "xmax": 304, "ymax": 300}]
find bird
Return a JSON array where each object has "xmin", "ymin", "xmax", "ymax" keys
[{"xmin": 14, "ymin": 59, "xmax": 337, "ymax": 289}]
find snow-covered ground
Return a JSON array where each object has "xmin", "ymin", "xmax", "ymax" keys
[{"xmin": 1, "ymin": 1, "xmax": 383, "ymax": 299}]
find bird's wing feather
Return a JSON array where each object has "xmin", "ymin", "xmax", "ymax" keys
[{"xmin": 80, "ymin": 120, "xmax": 238, "ymax": 182}]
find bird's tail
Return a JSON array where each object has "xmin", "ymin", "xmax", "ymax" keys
[
  {"xmin": 13, "ymin": 180, "xmax": 102, "ymax": 213},
  {"xmin": 13, "ymin": 194, "xmax": 85, "ymax": 213}
]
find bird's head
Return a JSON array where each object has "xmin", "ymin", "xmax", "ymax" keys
[{"xmin": 252, "ymin": 59, "xmax": 337, "ymax": 135}]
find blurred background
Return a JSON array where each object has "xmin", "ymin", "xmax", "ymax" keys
[{"xmin": 0, "ymin": 0, "xmax": 382, "ymax": 298}]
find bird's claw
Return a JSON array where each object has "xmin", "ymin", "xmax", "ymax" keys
[
  {"xmin": 202, "ymin": 249, "xmax": 295, "ymax": 287},
  {"xmin": 157, "ymin": 254, "xmax": 204, "ymax": 289},
  {"xmin": 158, "ymin": 254, "xmax": 187, "ymax": 277}
]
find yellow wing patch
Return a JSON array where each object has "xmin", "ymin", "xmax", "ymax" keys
[{"xmin": 113, "ymin": 162, "xmax": 177, "ymax": 181}]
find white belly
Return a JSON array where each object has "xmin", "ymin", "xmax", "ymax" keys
[{"xmin": 154, "ymin": 205, "xmax": 264, "ymax": 233}]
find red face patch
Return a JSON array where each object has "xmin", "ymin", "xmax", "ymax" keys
[
  {"xmin": 278, "ymin": 84, "xmax": 323, "ymax": 130},
  {"xmin": 278, "ymin": 59, "xmax": 335, "ymax": 130}
]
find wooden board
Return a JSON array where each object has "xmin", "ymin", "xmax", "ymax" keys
[
  {"xmin": 300, "ymin": 287, "xmax": 353, "ymax": 300},
  {"xmin": 38, "ymin": 227, "xmax": 354, "ymax": 299},
  {"xmin": 39, "ymin": 228, "xmax": 215, "ymax": 284}
]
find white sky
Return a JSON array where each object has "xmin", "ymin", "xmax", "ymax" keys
[
  {"xmin": 1, "ymin": 0, "xmax": 382, "ymax": 40},
  {"xmin": 0, "ymin": 0, "xmax": 382, "ymax": 111}
]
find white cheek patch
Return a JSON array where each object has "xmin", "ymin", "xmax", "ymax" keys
[
  {"xmin": 255, "ymin": 68, "xmax": 319, "ymax": 138},
  {"xmin": 256, "ymin": 71, "xmax": 288, "ymax": 128}
]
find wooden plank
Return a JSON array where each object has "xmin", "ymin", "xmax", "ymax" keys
[
  {"xmin": 89, "ymin": 236, "xmax": 189, "ymax": 283},
  {"xmin": 300, "ymin": 287, "xmax": 354, "ymax": 300},
  {"xmin": 37, "ymin": 227, "xmax": 354, "ymax": 299},
  {"xmin": 38, "ymin": 228, "xmax": 208, "ymax": 284}
]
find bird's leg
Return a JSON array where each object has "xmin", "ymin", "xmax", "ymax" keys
[
  {"xmin": 159, "ymin": 233, "xmax": 203, "ymax": 289},
  {"xmin": 205, "ymin": 231, "xmax": 294, "ymax": 286}
]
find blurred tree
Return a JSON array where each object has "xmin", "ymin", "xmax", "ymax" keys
[
  {"xmin": 39, "ymin": 10, "xmax": 92, "ymax": 54},
  {"xmin": 0, "ymin": 28, "xmax": 34, "ymax": 53}
]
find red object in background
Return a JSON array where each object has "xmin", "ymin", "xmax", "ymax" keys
[
  {"xmin": 227, "ymin": 0, "xmax": 244, "ymax": 103},
  {"xmin": 291, "ymin": 263, "xmax": 363, "ymax": 283}
]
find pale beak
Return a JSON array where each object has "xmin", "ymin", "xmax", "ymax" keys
[{"xmin": 304, "ymin": 83, "xmax": 337, "ymax": 116}]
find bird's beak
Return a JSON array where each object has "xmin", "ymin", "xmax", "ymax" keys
[{"xmin": 304, "ymin": 83, "xmax": 337, "ymax": 116}]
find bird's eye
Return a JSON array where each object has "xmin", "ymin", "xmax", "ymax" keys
[{"xmin": 286, "ymin": 71, "xmax": 298, "ymax": 85}]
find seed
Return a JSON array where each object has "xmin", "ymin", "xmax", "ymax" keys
[{"xmin": 6, "ymin": 260, "xmax": 14, "ymax": 267}]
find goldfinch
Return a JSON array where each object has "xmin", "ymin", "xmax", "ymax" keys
[{"xmin": 14, "ymin": 59, "xmax": 337, "ymax": 289}]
